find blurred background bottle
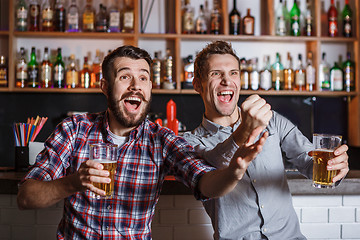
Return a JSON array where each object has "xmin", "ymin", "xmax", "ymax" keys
[
  {"xmin": 330, "ymin": 61, "xmax": 343, "ymax": 91},
  {"xmin": 328, "ymin": 0, "xmax": 338, "ymax": 37},
  {"xmin": 182, "ymin": 0, "xmax": 195, "ymax": 34},
  {"xmin": 162, "ymin": 49, "xmax": 175, "ymax": 90},
  {"xmin": 306, "ymin": 51, "xmax": 315, "ymax": 91},
  {"xmin": 29, "ymin": 0, "xmax": 40, "ymax": 31},
  {"xmin": 242, "ymin": 8, "xmax": 254, "ymax": 35},
  {"xmin": 294, "ymin": 54, "xmax": 305, "ymax": 91},
  {"xmin": 0, "ymin": 56, "xmax": 8, "ymax": 87},
  {"xmin": 91, "ymin": 49, "xmax": 102, "ymax": 87},
  {"xmin": 96, "ymin": 4, "xmax": 108, "ymax": 32},
  {"xmin": 41, "ymin": 0, "xmax": 54, "ymax": 31},
  {"xmin": 343, "ymin": 52, "xmax": 355, "ymax": 92},
  {"xmin": 16, "ymin": 0, "xmax": 28, "ymax": 31},
  {"xmin": 16, "ymin": 47, "xmax": 28, "ymax": 88},
  {"xmin": 229, "ymin": 0, "xmax": 240, "ymax": 35},
  {"xmin": 240, "ymin": 58, "xmax": 249, "ymax": 90},
  {"xmin": 40, "ymin": 47, "xmax": 52, "ymax": 88},
  {"xmin": 342, "ymin": 0, "xmax": 352, "ymax": 37},
  {"xmin": 249, "ymin": 58, "xmax": 259, "ymax": 90},
  {"xmin": 122, "ymin": 0, "xmax": 134, "ymax": 33},
  {"xmin": 152, "ymin": 51, "xmax": 162, "ymax": 89},
  {"xmin": 210, "ymin": 0, "xmax": 222, "ymax": 34},
  {"xmin": 272, "ymin": 53, "xmax": 284, "ymax": 90},
  {"xmin": 304, "ymin": 0, "xmax": 313, "ymax": 36},
  {"xmin": 82, "ymin": 0, "xmax": 95, "ymax": 32},
  {"xmin": 67, "ymin": 0, "xmax": 80, "ymax": 32},
  {"xmin": 27, "ymin": 47, "xmax": 39, "ymax": 88},
  {"xmin": 81, "ymin": 56, "xmax": 91, "ymax": 88},
  {"xmin": 195, "ymin": 5, "xmax": 208, "ymax": 34},
  {"xmin": 108, "ymin": 0, "xmax": 121, "ymax": 32},
  {"xmin": 66, "ymin": 54, "xmax": 79, "ymax": 88},
  {"xmin": 290, "ymin": 0, "xmax": 301, "ymax": 36},
  {"xmin": 275, "ymin": 0, "xmax": 287, "ymax": 36},
  {"xmin": 318, "ymin": 53, "xmax": 330, "ymax": 91},
  {"xmin": 260, "ymin": 55, "xmax": 272, "ymax": 90},
  {"xmin": 54, "ymin": 0, "xmax": 66, "ymax": 32},
  {"xmin": 284, "ymin": 52, "xmax": 294, "ymax": 90},
  {"xmin": 53, "ymin": 48, "xmax": 65, "ymax": 88}
]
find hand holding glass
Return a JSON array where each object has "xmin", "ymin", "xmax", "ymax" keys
[
  {"xmin": 89, "ymin": 143, "xmax": 118, "ymax": 199},
  {"xmin": 311, "ymin": 134, "xmax": 342, "ymax": 189}
]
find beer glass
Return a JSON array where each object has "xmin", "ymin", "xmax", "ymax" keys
[
  {"xmin": 311, "ymin": 134, "xmax": 342, "ymax": 188},
  {"xmin": 89, "ymin": 143, "xmax": 118, "ymax": 199}
]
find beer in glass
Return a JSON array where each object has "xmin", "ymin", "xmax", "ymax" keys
[
  {"xmin": 89, "ymin": 143, "xmax": 118, "ymax": 199},
  {"xmin": 311, "ymin": 134, "xmax": 342, "ymax": 188}
]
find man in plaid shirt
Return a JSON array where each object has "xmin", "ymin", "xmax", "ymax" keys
[{"xmin": 17, "ymin": 45, "xmax": 268, "ymax": 239}]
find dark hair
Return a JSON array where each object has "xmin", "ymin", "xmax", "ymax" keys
[
  {"xmin": 194, "ymin": 41, "xmax": 240, "ymax": 81},
  {"xmin": 102, "ymin": 45, "xmax": 152, "ymax": 83}
]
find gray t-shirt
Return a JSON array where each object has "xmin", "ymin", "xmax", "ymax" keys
[{"xmin": 183, "ymin": 110, "xmax": 313, "ymax": 240}]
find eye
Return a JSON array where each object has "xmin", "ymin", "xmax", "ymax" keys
[
  {"xmin": 119, "ymin": 75, "xmax": 130, "ymax": 81},
  {"xmin": 209, "ymin": 71, "xmax": 221, "ymax": 77},
  {"xmin": 139, "ymin": 75, "xmax": 149, "ymax": 81},
  {"xmin": 231, "ymin": 71, "xmax": 240, "ymax": 76}
]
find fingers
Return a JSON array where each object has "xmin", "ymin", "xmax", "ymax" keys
[
  {"xmin": 334, "ymin": 144, "xmax": 349, "ymax": 156},
  {"xmin": 332, "ymin": 168, "xmax": 349, "ymax": 182},
  {"xmin": 77, "ymin": 160, "xmax": 111, "ymax": 192},
  {"xmin": 240, "ymin": 94, "xmax": 272, "ymax": 129}
]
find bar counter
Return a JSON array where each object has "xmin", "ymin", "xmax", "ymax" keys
[{"xmin": 1, "ymin": 168, "xmax": 359, "ymax": 195}]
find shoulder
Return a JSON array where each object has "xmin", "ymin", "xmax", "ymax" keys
[
  {"xmin": 57, "ymin": 112, "xmax": 103, "ymax": 133},
  {"xmin": 182, "ymin": 125, "xmax": 207, "ymax": 146}
]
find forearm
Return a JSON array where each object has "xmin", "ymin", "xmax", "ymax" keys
[{"xmin": 17, "ymin": 175, "xmax": 78, "ymax": 209}]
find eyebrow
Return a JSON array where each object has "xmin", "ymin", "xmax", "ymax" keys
[{"xmin": 117, "ymin": 67, "xmax": 150, "ymax": 75}]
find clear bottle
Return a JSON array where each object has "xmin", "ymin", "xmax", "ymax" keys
[
  {"xmin": 91, "ymin": 49, "xmax": 102, "ymax": 88},
  {"xmin": 81, "ymin": 56, "xmax": 92, "ymax": 88},
  {"xmin": 16, "ymin": 47, "xmax": 28, "ymax": 88},
  {"xmin": 318, "ymin": 53, "xmax": 330, "ymax": 91},
  {"xmin": 182, "ymin": 0, "xmax": 195, "ymax": 34},
  {"xmin": 249, "ymin": 58, "xmax": 259, "ymax": 90},
  {"xmin": 271, "ymin": 53, "xmax": 284, "ymax": 90},
  {"xmin": 276, "ymin": 0, "xmax": 286, "ymax": 36},
  {"xmin": 294, "ymin": 54, "xmax": 305, "ymax": 91},
  {"xmin": 67, "ymin": 0, "xmax": 80, "ymax": 32},
  {"xmin": 183, "ymin": 55, "xmax": 194, "ymax": 89},
  {"xmin": 306, "ymin": 51, "xmax": 316, "ymax": 91},
  {"xmin": 82, "ymin": 0, "xmax": 95, "ymax": 32},
  {"xmin": 328, "ymin": 0, "xmax": 338, "ymax": 37},
  {"xmin": 29, "ymin": 0, "xmax": 40, "ymax": 31},
  {"xmin": 284, "ymin": 52, "xmax": 294, "ymax": 90},
  {"xmin": 290, "ymin": 0, "xmax": 301, "ymax": 36},
  {"xmin": 330, "ymin": 61, "xmax": 343, "ymax": 91},
  {"xmin": 122, "ymin": 0, "xmax": 134, "ymax": 33},
  {"xmin": 41, "ymin": 0, "xmax": 54, "ymax": 31},
  {"xmin": 204, "ymin": 0, "xmax": 211, "ymax": 33},
  {"xmin": 40, "ymin": 47, "xmax": 52, "ymax": 88},
  {"xmin": 229, "ymin": 0, "xmax": 241, "ymax": 35},
  {"xmin": 210, "ymin": 0, "xmax": 222, "ymax": 34},
  {"xmin": 96, "ymin": 4, "xmax": 108, "ymax": 32},
  {"xmin": 195, "ymin": 5, "xmax": 207, "ymax": 34},
  {"xmin": 342, "ymin": 0, "xmax": 352, "ymax": 37},
  {"xmin": 66, "ymin": 54, "xmax": 79, "ymax": 88},
  {"xmin": 16, "ymin": 0, "xmax": 28, "ymax": 31},
  {"xmin": 240, "ymin": 58, "xmax": 249, "ymax": 90},
  {"xmin": 54, "ymin": 0, "xmax": 66, "ymax": 32},
  {"xmin": 27, "ymin": 47, "xmax": 40, "ymax": 88},
  {"xmin": 108, "ymin": 0, "xmax": 121, "ymax": 32},
  {"xmin": 0, "ymin": 56, "xmax": 8, "ymax": 87},
  {"xmin": 152, "ymin": 51, "xmax": 162, "ymax": 89},
  {"xmin": 304, "ymin": 0, "xmax": 313, "ymax": 36},
  {"xmin": 343, "ymin": 52, "xmax": 355, "ymax": 92},
  {"xmin": 260, "ymin": 55, "xmax": 272, "ymax": 90},
  {"xmin": 53, "ymin": 48, "xmax": 65, "ymax": 88},
  {"xmin": 162, "ymin": 49, "xmax": 175, "ymax": 90},
  {"xmin": 320, "ymin": 0, "xmax": 327, "ymax": 36},
  {"xmin": 242, "ymin": 8, "xmax": 254, "ymax": 35}
]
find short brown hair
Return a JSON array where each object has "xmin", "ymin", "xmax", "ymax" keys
[{"xmin": 194, "ymin": 41, "xmax": 240, "ymax": 81}]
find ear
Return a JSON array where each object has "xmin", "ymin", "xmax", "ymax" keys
[
  {"xmin": 192, "ymin": 77, "xmax": 203, "ymax": 94},
  {"xmin": 100, "ymin": 78, "xmax": 108, "ymax": 97}
]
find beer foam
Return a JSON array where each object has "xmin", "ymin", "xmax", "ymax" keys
[
  {"xmin": 92, "ymin": 159, "xmax": 117, "ymax": 163},
  {"xmin": 315, "ymin": 148, "xmax": 334, "ymax": 153}
]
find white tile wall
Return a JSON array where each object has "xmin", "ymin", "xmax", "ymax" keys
[{"xmin": 1, "ymin": 194, "xmax": 360, "ymax": 240}]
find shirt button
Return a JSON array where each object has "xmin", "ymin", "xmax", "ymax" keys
[
  {"xmin": 263, "ymin": 228, "xmax": 267, "ymax": 232},
  {"xmin": 107, "ymin": 205, "xmax": 111, "ymax": 210},
  {"xmin": 253, "ymin": 179, "xmax": 257, "ymax": 183},
  {"xmin": 261, "ymin": 205, "xmax": 264, "ymax": 208},
  {"xmin": 106, "ymin": 226, "xmax": 109, "ymax": 231}
]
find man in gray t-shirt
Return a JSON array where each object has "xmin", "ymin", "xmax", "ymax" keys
[{"xmin": 183, "ymin": 41, "xmax": 349, "ymax": 240}]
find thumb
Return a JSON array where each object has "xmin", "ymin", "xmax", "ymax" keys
[{"xmin": 245, "ymin": 126, "xmax": 264, "ymax": 146}]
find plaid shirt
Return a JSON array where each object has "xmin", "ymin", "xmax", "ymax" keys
[{"xmin": 24, "ymin": 111, "xmax": 214, "ymax": 239}]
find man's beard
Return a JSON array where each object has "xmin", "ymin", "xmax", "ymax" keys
[{"xmin": 107, "ymin": 87, "xmax": 151, "ymax": 128}]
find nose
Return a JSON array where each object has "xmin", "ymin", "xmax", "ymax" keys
[
  {"xmin": 129, "ymin": 76, "xmax": 141, "ymax": 91},
  {"xmin": 220, "ymin": 73, "xmax": 230, "ymax": 85}
]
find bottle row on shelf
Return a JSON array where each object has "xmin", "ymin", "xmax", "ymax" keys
[
  {"xmin": 182, "ymin": 0, "xmax": 353, "ymax": 37},
  {"xmin": 15, "ymin": 0, "xmax": 134, "ymax": 33}
]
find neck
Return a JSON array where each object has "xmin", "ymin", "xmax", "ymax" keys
[
  {"xmin": 205, "ymin": 108, "xmax": 240, "ymax": 127},
  {"xmin": 107, "ymin": 110, "xmax": 136, "ymax": 136}
]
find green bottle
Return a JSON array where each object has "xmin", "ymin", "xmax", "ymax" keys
[
  {"xmin": 271, "ymin": 52, "xmax": 284, "ymax": 90},
  {"xmin": 290, "ymin": 0, "xmax": 301, "ymax": 36},
  {"xmin": 53, "ymin": 48, "xmax": 65, "ymax": 88},
  {"xmin": 330, "ymin": 61, "xmax": 343, "ymax": 91},
  {"xmin": 27, "ymin": 47, "xmax": 40, "ymax": 88},
  {"xmin": 342, "ymin": 0, "xmax": 352, "ymax": 37},
  {"xmin": 343, "ymin": 52, "xmax": 355, "ymax": 92}
]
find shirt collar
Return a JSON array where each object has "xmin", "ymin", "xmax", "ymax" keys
[{"xmin": 201, "ymin": 107, "xmax": 242, "ymax": 134}]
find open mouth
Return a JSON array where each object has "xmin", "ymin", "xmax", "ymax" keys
[
  {"xmin": 217, "ymin": 90, "xmax": 234, "ymax": 103},
  {"xmin": 124, "ymin": 96, "xmax": 142, "ymax": 111}
]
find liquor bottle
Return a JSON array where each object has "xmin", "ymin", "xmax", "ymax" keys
[
  {"xmin": 67, "ymin": 0, "xmax": 80, "ymax": 32},
  {"xmin": 40, "ymin": 47, "xmax": 52, "ymax": 88},
  {"xmin": 82, "ymin": 0, "xmax": 95, "ymax": 32},
  {"xmin": 328, "ymin": 0, "xmax": 338, "ymax": 37},
  {"xmin": 294, "ymin": 54, "xmax": 305, "ymax": 91},
  {"xmin": 342, "ymin": 0, "xmax": 352, "ymax": 37},
  {"xmin": 284, "ymin": 52, "xmax": 294, "ymax": 90},
  {"xmin": 16, "ymin": 47, "xmax": 28, "ymax": 88},
  {"xmin": 240, "ymin": 58, "xmax": 249, "ymax": 90},
  {"xmin": 54, "ymin": 0, "xmax": 66, "ymax": 32},
  {"xmin": 229, "ymin": 0, "xmax": 240, "ymax": 35},
  {"xmin": 343, "ymin": 52, "xmax": 355, "ymax": 92},
  {"xmin": 15, "ymin": 0, "xmax": 28, "ymax": 31},
  {"xmin": 306, "ymin": 51, "xmax": 316, "ymax": 91},
  {"xmin": 260, "ymin": 55, "xmax": 272, "ymax": 90},
  {"xmin": 290, "ymin": 0, "xmax": 301, "ymax": 36},
  {"xmin": 96, "ymin": 4, "xmax": 108, "ymax": 32},
  {"xmin": 29, "ymin": 0, "xmax": 40, "ymax": 31},
  {"xmin": 330, "ymin": 61, "xmax": 343, "ymax": 91},
  {"xmin": 275, "ymin": 0, "xmax": 287, "ymax": 36},
  {"xmin": 27, "ymin": 47, "xmax": 40, "ymax": 88},
  {"xmin": 249, "ymin": 58, "xmax": 259, "ymax": 90},
  {"xmin": 320, "ymin": 0, "xmax": 327, "ymax": 36},
  {"xmin": 108, "ymin": 0, "xmax": 121, "ymax": 32},
  {"xmin": 318, "ymin": 53, "xmax": 330, "ymax": 91},
  {"xmin": 210, "ymin": 0, "xmax": 222, "ymax": 34},
  {"xmin": 183, "ymin": 55, "xmax": 194, "ymax": 89},
  {"xmin": 284, "ymin": 0, "xmax": 291, "ymax": 35},
  {"xmin": 41, "ymin": 0, "xmax": 54, "ymax": 31},
  {"xmin": 66, "ymin": 54, "xmax": 79, "ymax": 88},
  {"xmin": 0, "ymin": 56, "xmax": 8, "ymax": 87},
  {"xmin": 122, "ymin": 0, "xmax": 134, "ymax": 33},
  {"xmin": 336, "ymin": 0, "xmax": 342, "ymax": 35},
  {"xmin": 271, "ymin": 53, "xmax": 284, "ymax": 90},
  {"xmin": 152, "ymin": 51, "xmax": 162, "ymax": 89},
  {"xmin": 81, "ymin": 57, "xmax": 92, "ymax": 88},
  {"xmin": 182, "ymin": 0, "xmax": 195, "ymax": 34},
  {"xmin": 53, "ymin": 48, "xmax": 65, "ymax": 88},
  {"xmin": 195, "ymin": 5, "xmax": 208, "ymax": 34},
  {"xmin": 162, "ymin": 49, "xmax": 175, "ymax": 90},
  {"xmin": 204, "ymin": 0, "xmax": 211, "ymax": 33},
  {"xmin": 91, "ymin": 49, "xmax": 102, "ymax": 88},
  {"xmin": 304, "ymin": 0, "xmax": 313, "ymax": 36},
  {"xmin": 242, "ymin": 8, "xmax": 254, "ymax": 35}
]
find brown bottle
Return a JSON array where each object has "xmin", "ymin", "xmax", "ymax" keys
[
  {"xmin": 80, "ymin": 57, "xmax": 92, "ymax": 88},
  {"xmin": 328, "ymin": 0, "xmax": 338, "ymax": 37},
  {"xmin": 243, "ymin": 8, "xmax": 254, "ymax": 35},
  {"xmin": 29, "ymin": 0, "xmax": 41, "ymax": 31}
]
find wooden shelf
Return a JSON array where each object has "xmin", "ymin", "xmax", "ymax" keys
[
  {"xmin": 12, "ymin": 88, "xmax": 102, "ymax": 93},
  {"xmin": 13, "ymin": 31, "xmax": 135, "ymax": 39},
  {"xmin": 0, "ymin": 31, "xmax": 9, "ymax": 36}
]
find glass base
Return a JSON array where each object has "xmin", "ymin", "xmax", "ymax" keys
[{"xmin": 312, "ymin": 182, "xmax": 335, "ymax": 189}]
